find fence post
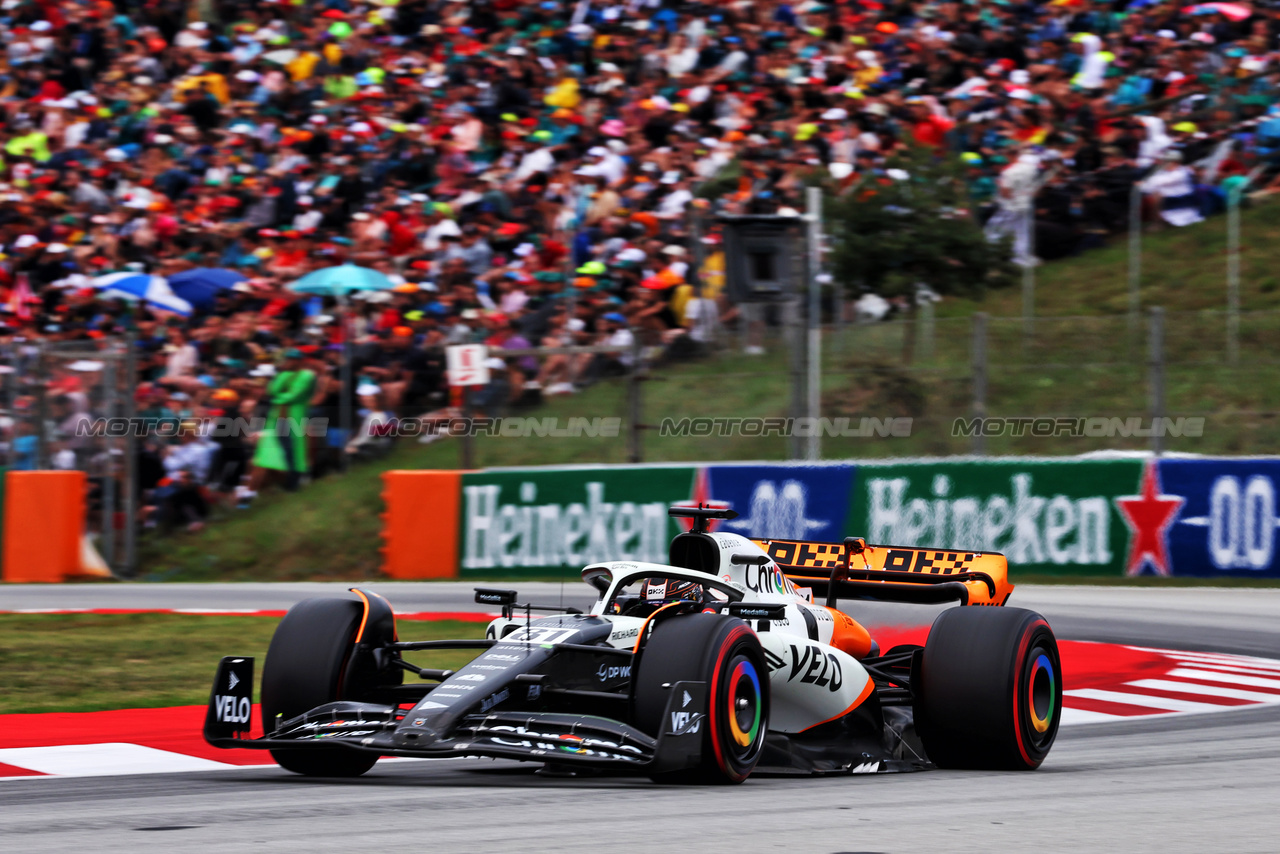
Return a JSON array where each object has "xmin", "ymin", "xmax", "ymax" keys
[
  {"xmin": 1128, "ymin": 182, "xmax": 1142, "ymax": 349},
  {"xmin": 340, "ymin": 302, "xmax": 353, "ymax": 473},
  {"xmin": 918, "ymin": 298, "xmax": 935, "ymax": 363},
  {"xmin": 789, "ymin": 298, "xmax": 805, "ymax": 460},
  {"xmin": 628, "ymin": 335, "xmax": 643, "ymax": 464},
  {"xmin": 1022, "ymin": 225, "xmax": 1035, "ymax": 343},
  {"xmin": 972, "ymin": 312, "xmax": 987, "ymax": 456},
  {"xmin": 460, "ymin": 386, "xmax": 475, "ymax": 470},
  {"xmin": 1226, "ymin": 185, "xmax": 1241, "ymax": 365},
  {"xmin": 34, "ymin": 340, "xmax": 48, "ymax": 470},
  {"xmin": 689, "ymin": 206, "xmax": 707, "ymax": 350},
  {"xmin": 1149, "ymin": 307, "xmax": 1165, "ymax": 457},
  {"xmin": 122, "ymin": 332, "xmax": 137, "ymax": 578},
  {"xmin": 806, "ymin": 185, "xmax": 823, "ymax": 462},
  {"xmin": 101, "ymin": 356, "xmax": 116, "ymax": 571}
]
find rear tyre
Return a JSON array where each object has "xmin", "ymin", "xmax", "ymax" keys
[
  {"xmin": 260, "ymin": 598, "xmax": 380, "ymax": 777},
  {"xmin": 915, "ymin": 607, "xmax": 1062, "ymax": 770},
  {"xmin": 633, "ymin": 613, "xmax": 769, "ymax": 784}
]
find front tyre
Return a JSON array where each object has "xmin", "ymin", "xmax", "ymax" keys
[
  {"xmin": 633, "ymin": 613, "xmax": 769, "ymax": 784},
  {"xmin": 915, "ymin": 607, "xmax": 1062, "ymax": 771},
  {"xmin": 260, "ymin": 598, "xmax": 380, "ymax": 777}
]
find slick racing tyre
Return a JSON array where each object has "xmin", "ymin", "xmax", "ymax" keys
[
  {"xmin": 915, "ymin": 607, "xmax": 1062, "ymax": 771},
  {"xmin": 633, "ymin": 613, "xmax": 769, "ymax": 784},
  {"xmin": 261, "ymin": 598, "xmax": 380, "ymax": 777}
]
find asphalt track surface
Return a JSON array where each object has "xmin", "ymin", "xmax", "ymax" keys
[{"xmin": 3, "ymin": 583, "xmax": 1279, "ymax": 853}]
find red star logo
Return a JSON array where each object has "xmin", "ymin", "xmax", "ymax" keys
[
  {"xmin": 671, "ymin": 468, "xmax": 732, "ymax": 532},
  {"xmin": 1115, "ymin": 463, "xmax": 1184, "ymax": 577}
]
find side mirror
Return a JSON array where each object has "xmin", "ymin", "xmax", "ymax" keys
[{"xmin": 581, "ymin": 566, "xmax": 613, "ymax": 595}]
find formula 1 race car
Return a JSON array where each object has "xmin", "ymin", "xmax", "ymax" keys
[{"xmin": 204, "ymin": 506, "xmax": 1063, "ymax": 782}]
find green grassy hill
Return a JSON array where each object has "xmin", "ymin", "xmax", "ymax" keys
[{"xmin": 137, "ymin": 199, "xmax": 1280, "ymax": 581}]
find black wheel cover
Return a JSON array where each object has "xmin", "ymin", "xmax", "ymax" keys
[
  {"xmin": 260, "ymin": 597, "xmax": 380, "ymax": 777},
  {"xmin": 915, "ymin": 607, "xmax": 1063, "ymax": 770},
  {"xmin": 632, "ymin": 613, "xmax": 769, "ymax": 783}
]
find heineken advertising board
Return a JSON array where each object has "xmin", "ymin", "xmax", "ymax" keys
[
  {"xmin": 419, "ymin": 457, "xmax": 1280, "ymax": 579},
  {"xmin": 459, "ymin": 467, "xmax": 696, "ymax": 574},
  {"xmin": 846, "ymin": 460, "xmax": 1142, "ymax": 576}
]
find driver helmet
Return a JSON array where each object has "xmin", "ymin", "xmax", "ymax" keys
[{"xmin": 643, "ymin": 578, "xmax": 703, "ymax": 602}]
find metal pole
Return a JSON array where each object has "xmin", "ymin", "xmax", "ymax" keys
[
  {"xmin": 101, "ymin": 356, "xmax": 116, "ymax": 572},
  {"xmin": 918, "ymin": 298, "xmax": 935, "ymax": 363},
  {"xmin": 564, "ymin": 236, "xmax": 578, "ymax": 340},
  {"xmin": 1022, "ymin": 218, "xmax": 1035, "ymax": 341},
  {"xmin": 123, "ymin": 332, "xmax": 137, "ymax": 577},
  {"xmin": 1227, "ymin": 185, "xmax": 1241, "ymax": 365},
  {"xmin": 1149, "ymin": 307, "xmax": 1165, "ymax": 457},
  {"xmin": 689, "ymin": 207, "xmax": 705, "ymax": 297},
  {"xmin": 688, "ymin": 209, "xmax": 715, "ymax": 351},
  {"xmin": 628, "ymin": 335, "xmax": 642, "ymax": 463},
  {"xmin": 789, "ymin": 297, "xmax": 805, "ymax": 461},
  {"xmin": 835, "ymin": 287, "xmax": 845, "ymax": 360},
  {"xmin": 34, "ymin": 340, "xmax": 48, "ymax": 469},
  {"xmin": 460, "ymin": 385, "xmax": 475, "ymax": 470},
  {"xmin": 972, "ymin": 312, "xmax": 987, "ymax": 456},
  {"xmin": 340, "ymin": 298, "xmax": 352, "ymax": 473},
  {"xmin": 1128, "ymin": 182, "xmax": 1142, "ymax": 345},
  {"xmin": 806, "ymin": 186, "xmax": 822, "ymax": 462}
]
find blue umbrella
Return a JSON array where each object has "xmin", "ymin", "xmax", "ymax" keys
[
  {"xmin": 92, "ymin": 272, "xmax": 193, "ymax": 315},
  {"xmin": 169, "ymin": 267, "xmax": 246, "ymax": 310},
  {"xmin": 289, "ymin": 263, "xmax": 395, "ymax": 296}
]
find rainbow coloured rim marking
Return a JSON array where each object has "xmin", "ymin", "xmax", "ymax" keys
[
  {"xmin": 727, "ymin": 660, "xmax": 762, "ymax": 748},
  {"xmin": 1028, "ymin": 654, "xmax": 1055, "ymax": 734}
]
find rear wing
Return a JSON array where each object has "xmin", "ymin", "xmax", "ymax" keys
[{"xmin": 750, "ymin": 538, "xmax": 1013, "ymax": 607}]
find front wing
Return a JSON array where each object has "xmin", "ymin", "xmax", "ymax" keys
[{"xmin": 204, "ymin": 656, "xmax": 709, "ymax": 774}]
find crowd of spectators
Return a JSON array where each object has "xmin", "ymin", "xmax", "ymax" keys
[{"xmin": 2, "ymin": 0, "xmax": 1280, "ymax": 531}]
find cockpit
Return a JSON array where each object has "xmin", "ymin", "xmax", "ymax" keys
[{"xmin": 605, "ymin": 573, "xmax": 732, "ymax": 619}]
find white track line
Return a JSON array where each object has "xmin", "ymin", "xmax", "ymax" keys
[
  {"xmin": 0, "ymin": 744, "xmax": 236, "ymax": 778},
  {"xmin": 1126, "ymin": 679, "xmax": 1280, "ymax": 704},
  {"xmin": 1167, "ymin": 661, "xmax": 1280, "ymax": 679},
  {"xmin": 1128, "ymin": 647, "xmax": 1280, "ymax": 670},
  {"xmin": 1059, "ymin": 708, "xmax": 1123, "ymax": 725},
  {"xmin": 1063, "ymin": 689, "xmax": 1234, "ymax": 713},
  {"xmin": 1172, "ymin": 653, "xmax": 1280, "ymax": 670},
  {"xmin": 1164, "ymin": 668, "xmax": 1280, "ymax": 691}
]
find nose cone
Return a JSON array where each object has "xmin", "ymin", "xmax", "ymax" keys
[{"xmin": 394, "ymin": 716, "xmax": 439, "ymax": 746}]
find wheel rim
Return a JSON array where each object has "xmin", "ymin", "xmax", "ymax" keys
[
  {"xmin": 1028, "ymin": 653, "xmax": 1055, "ymax": 735},
  {"xmin": 727, "ymin": 657, "xmax": 762, "ymax": 749},
  {"xmin": 721, "ymin": 653, "xmax": 765, "ymax": 766},
  {"xmin": 1021, "ymin": 640, "xmax": 1060, "ymax": 754}
]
